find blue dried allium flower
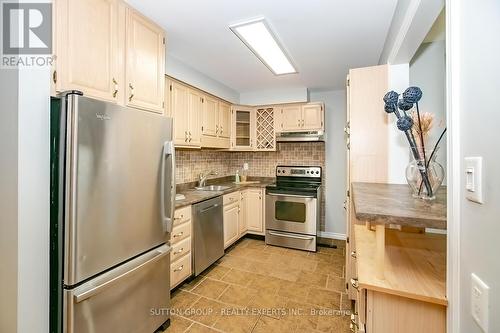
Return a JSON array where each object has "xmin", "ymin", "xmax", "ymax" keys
[
  {"xmin": 397, "ymin": 116, "xmax": 414, "ymax": 131},
  {"xmin": 402, "ymin": 86, "xmax": 423, "ymax": 104},
  {"xmin": 383, "ymin": 91, "xmax": 399, "ymax": 105},
  {"xmin": 384, "ymin": 103, "xmax": 396, "ymax": 114},
  {"xmin": 398, "ymin": 99, "xmax": 414, "ymax": 111}
]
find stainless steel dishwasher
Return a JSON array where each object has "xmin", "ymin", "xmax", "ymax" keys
[{"xmin": 193, "ymin": 196, "xmax": 224, "ymax": 276}]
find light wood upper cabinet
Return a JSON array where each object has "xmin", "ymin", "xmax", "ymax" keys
[
  {"xmin": 170, "ymin": 80, "xmax": 190, "ymax": 145},
  {"xmin": 245, "ymin": 189, "xmax": 264, "ymax": 233},
  {"xmin": 280, "ymin": 105, "xmax": 303, "ymax": 131},
  {"xmin": 54, "ymin": 0, "xmax": 120, "ymax": 102},
  {"xmin": 202, "ymin": 95, "xmax": 218, "ymax": 137},
  {"xmin": 302, "ymin": 103, "xmax": 324, "ymax": 130},
  {"xmin": 278, "ymin": 103, "xmax": 324, "ymax": 132},
  {"xmin": 167, "ymin": 78, "xmax": 202, "ymax": 147},
  {"xmin": 188, "ymin": 88, "xmax": 203, "ymax": 146},
  {"xmin": 53, "ymin": 0, "xmax": 166, "ymax": 114},
  {"xmin": 231, "ymin": 106, "xmax": 255, "ymax": 151},
  {"xmin": 218, "ymin": 101, "xmax": 232, "ymax": 139},
  {"xmin": 125, "ymin": 7, "xmax": 165, "ymax": 113}
]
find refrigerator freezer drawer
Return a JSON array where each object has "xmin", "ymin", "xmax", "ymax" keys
[{"xmin": 64, "ymin": 245, "xmax": 170, "ymax": 333}]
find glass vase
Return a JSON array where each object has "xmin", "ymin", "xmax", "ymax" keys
[{"xmin": 405, "ymin": 147, "xmax": 444, "ymax": 200}]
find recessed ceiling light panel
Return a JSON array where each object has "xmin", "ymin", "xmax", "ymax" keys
[{"xmin": 230, "ymin": 18, "xmax": 297, "ymax": 75}]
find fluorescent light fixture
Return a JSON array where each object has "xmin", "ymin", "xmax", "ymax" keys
[{"xmin": 230, "ymin": 18, "xmax": 297, "ymax": 75}]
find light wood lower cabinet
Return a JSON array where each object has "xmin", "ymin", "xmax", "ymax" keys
[
  {"xmin": 170, "ymin": 205, "xmax": 192, "ymax": 289},
  {"xmin": 222, "ymin": 189, "xmax": 264, "ymax": 248},
  {"xmin": 241, "ymin": 188, "xmax": 264, "ymax": 235},
  {"xmin": 223, "ymin": 201, "xmax": 240, "ymax": 249},
  {"xmin": 353, "ymin": 289, "xmax": 446, "ymax": 333}
]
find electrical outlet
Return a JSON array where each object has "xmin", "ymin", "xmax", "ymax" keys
[{"xmin": 471, "ymin": 273, "xmax": 489, "ymax": 332}]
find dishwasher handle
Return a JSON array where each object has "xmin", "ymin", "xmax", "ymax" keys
[{"xmin": 199, "ymin": 203, "xmax": 220, "ymax": 214}]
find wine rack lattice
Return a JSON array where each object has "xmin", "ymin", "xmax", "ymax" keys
[{"xmin": 255, "ymin": 108, "xmax": 276, "ymax": 151}]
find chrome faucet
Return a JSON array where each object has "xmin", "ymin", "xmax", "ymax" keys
[{"xmin": 198, "ymin": 170, "xmax": 218, "ymax": 187}]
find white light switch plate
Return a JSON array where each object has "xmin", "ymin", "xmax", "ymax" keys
[
  {"xmin": 465, "ymin": 157, "xmax": 484, "ymax": 204},
  {"xmin": 471, "ymin": 273, "xmax": 489, "ymax": 332}
]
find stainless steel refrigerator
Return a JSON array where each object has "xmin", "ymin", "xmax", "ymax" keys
[{"xmin": 50, "ymin": 91, "xmax": 175, "ymax": 333}]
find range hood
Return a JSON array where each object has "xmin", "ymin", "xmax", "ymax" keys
[{"xmin": 276, "ymin": 130, "xmax": 324, "ymax": 142}]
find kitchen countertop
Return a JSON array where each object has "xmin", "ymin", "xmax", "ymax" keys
[
  {"xmin": 352, "ymin": 182, "xmax": 447, "ymax": 230},
  {"xmin": 175, "ymin": 177, "xmax": 274, "ymax": 208}
]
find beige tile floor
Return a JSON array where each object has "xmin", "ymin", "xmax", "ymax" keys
[{"xmin": 166, "ymin": 238, "xmax": 351, "ymax": 333}]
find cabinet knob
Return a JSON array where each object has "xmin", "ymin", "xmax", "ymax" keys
[
  {"xmin": 350, "ymin": 278, "xmax": 359, "ymax": 290},
  {"xmin": 128, "ymin": 83, "xmax": 134, "ymax": 101},
  {"xmin": 112, "ymin": 78, "xmax": 118, "ymax": 98},
  {"xmin": 351, "ymin": 251, "xmax": 357, "ymax": 259},
  {"xmin": 173, "ymin": 248, "xmax": 184, "ymax": 255},
  {"xmin": 174, "ymin": 265, "xmax": 184, "ymax": 272}
]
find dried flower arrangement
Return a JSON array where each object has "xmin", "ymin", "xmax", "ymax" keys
[{"xmin": 383, "ymin": 87, "xmax": 447, "ymax": 199}]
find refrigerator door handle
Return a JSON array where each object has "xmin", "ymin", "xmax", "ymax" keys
[
  {"xmin": 161, "ymin": 141, "xmax": 176, "ymax": 234},
  {"xmin": 73, "ymin": 246, "xmax": 170, "ymax": 303}
]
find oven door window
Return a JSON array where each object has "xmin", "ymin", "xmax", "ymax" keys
[{"xmin": 275, "ymin": 201, "xmax": 306, "ymax": 223}]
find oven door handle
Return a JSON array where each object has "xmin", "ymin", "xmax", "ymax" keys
[
  {"xmin": 267, "ymin": 193, "xmax": 316, "ymax": 199},
  {"xmin": 268, "ymin": 231, "xmax": 315, "ymax": 241}
]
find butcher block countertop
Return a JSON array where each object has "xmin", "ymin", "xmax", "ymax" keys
[
  {"xmin": 354, "ymin": 224, "xmax": 447, "ymax": 306},
  {"xmin": 352, "ymin": 182, "xmax": 447, "ymax": 230}
]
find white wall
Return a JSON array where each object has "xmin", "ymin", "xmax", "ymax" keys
[
  {"xmin": 410, "ymin": 40, "xmax": 447, "ymax": 180},
  {"xmin": 0, "ymin": 67, "xmax": 50, "ymax": 332},
  {"xmin": 166, "ymin": 54, "xmax": 240, "ymax": 103},
  {"xmin": 17, "ymin": 67, "xmax": 51, "ymax": 332},
  {"xmin": 240, "ymin": 87, "xmax": 308, "ymax": 106},
  {"xmin": 388, "ymin": 64, "xmax": 411, "ymax": 184},
  {"xmin": 0, "ymin": 69, "xmax": 19, "ymax": 333},
  {"xmin": 455, "ymin": 0, "xmax": 500, "ymax": 332},
  {"xmin": 310, "ymin": 89, "xmax": 347, "ymax": 237}
]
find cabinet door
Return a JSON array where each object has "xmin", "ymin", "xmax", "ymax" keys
[
  {"xmin": 223, "ymin": 203, "xmax": 239, "ymax": 249},
  {"xmin": 218, "ymin": 101, "xmax": 232, "ymax": 139},
  {"xmin": 280, "ymin": 105, "xmax": 303, "ymax": 131},
  {"xmin": 302, "ymin": 104, "xmax": 324, "ymax": 130},
  {"xmin": 170, "ymin": 81, "xmax": 189, "ymax": 145},
  {"xmin": 125, "ymin": 7, "xmax": 165, "ymax": 113},
  {"xmin": 56, "ymin": 0, "xmax": 119, "ymax": 102},
  {"xmin": 188, "ymin": 88, "xmax": 203, "ymax": 146},
  {"xmin": 202, "ymin": 95, "xmax": 218, "ymax": 137},
  {"xmin": 231, "ymin": 106, "xmax": 254, "ymax": 150},
  {"xmin": 246, "ymin": 189, "xmax": 263, "ymax": 233},
  {"xmin": 239, "ymin": 192, "xmax": 248, "ymax": 235}
]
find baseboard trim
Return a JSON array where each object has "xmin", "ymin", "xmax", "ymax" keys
[{"xmin": 318, "ymin": 231, "xmax": 346, "ymax": 240}]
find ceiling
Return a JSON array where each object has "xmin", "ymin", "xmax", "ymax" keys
[{"xmin": 127, "ymin": 0, "xmax": 398, "ymax": 92}]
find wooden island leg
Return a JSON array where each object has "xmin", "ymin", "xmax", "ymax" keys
[{"xmin": 375, "ymin": 224, "xmax": 385, "ymax": 280}]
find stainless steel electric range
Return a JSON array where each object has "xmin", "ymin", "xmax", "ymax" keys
[{"xmin": 265, "ymin": 166, "xmax": 322, "ymax": 252}]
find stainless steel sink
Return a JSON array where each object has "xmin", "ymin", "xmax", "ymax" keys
[{"xmin": 195, "ymin": 185, "xmax": 231, "ymax": 191}]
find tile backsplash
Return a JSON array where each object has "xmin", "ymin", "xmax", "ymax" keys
[
  {"xmin": 175, "ymin": 142, "xmax": 325, "ymax": 183},
  {"xmin": 175, "ymin": 142, "xmax": 326, "ymax": 230}
]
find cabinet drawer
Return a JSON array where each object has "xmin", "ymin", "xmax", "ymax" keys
[
  {"xmin": 170, "ymin": 253, "xmax": 192, "ymax": 289},
  {"xmin": 174, "ymin": 206, "xmax": 191, "ymax": 226},
  {"xmin": 171, "ymin": 221, "xmax": 191, "ymax": 245},
  {"xmin": 171, "ymin": 236, "xmax": 191, "ymax": 262},
  {"xmin": 223, "ymin": 191, "xmax": 239, "ymax": 205}
]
